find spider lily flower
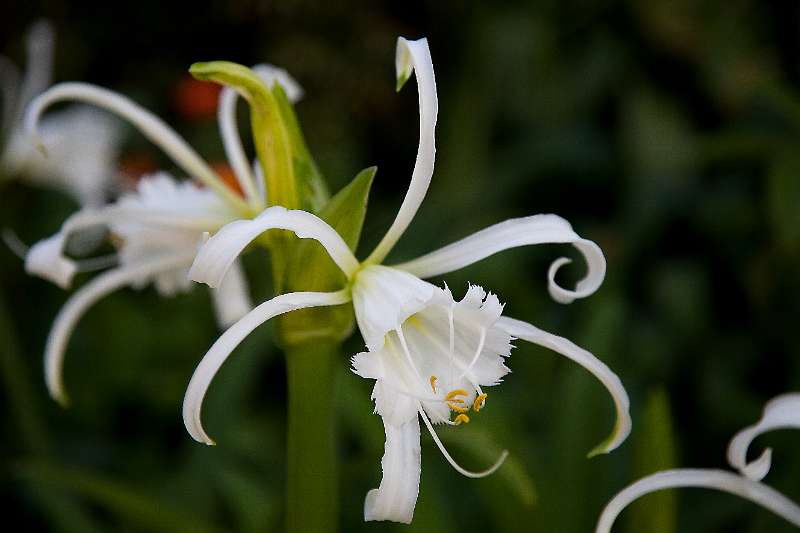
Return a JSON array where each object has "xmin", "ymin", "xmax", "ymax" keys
[
  {"xmin": 0, "ymin": 20, "xmax": 121, "ymax": 206},
  {"xmin": 596, "ymin": 393, "xmax": 800, "ymax": 532},
  {"xmin": 23, "ymin": 65, "xmax": 304, "ymax": 405},
  {"xmin": 185, "ymin": 36, "xmax": 631, "ymax": 524}
]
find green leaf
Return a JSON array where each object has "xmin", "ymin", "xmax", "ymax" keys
[
  {"xmin": 627, "ymin": 388, "xmax": 678, "ymax": 533},
  {"xmin": 279, "ymin": 167, "xmax": 375, "ymax": 345},
  {"xmin": 15, "ymin": 461, "xmax": 226, "ymax": 533}
]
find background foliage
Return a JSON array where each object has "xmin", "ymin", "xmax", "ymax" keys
[{"xmin": 2, "ymin": 1, "xmax": 800, "ymax": 531}]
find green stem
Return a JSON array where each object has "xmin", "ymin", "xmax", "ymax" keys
[{"xmin": 285, "ymin": 340, "xmax": 339, "ymax": 533}]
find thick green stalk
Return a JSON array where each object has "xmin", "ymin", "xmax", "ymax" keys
[{"xmin": 285, "ymin": 340, "xmax": 339, "ymax": 533}]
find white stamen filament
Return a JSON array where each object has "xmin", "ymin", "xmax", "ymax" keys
[
  {"xmin": 458, "ymin": 326, "xmax": 487, "ymax": 381},
  {"xmin": 394, "ymin": 326, "xmax": 424, "ymax": 380},
  {"xmin": 418, "ymin": 407, "xmax": 508, "ymax": 478}
]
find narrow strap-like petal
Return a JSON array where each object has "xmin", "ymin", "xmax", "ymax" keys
[
  {"xmin": 209, "ymin": 259, "xmax": 252, "ymax": 328},
  {"xmin": 364, "ymin": 417, "xmax": 422, "ymax": 524},
  {"xmin": 727, "ymin": 393, "xmax": 800, "ymax": 481},
  {"xmin": 45, "ymin": 253, "xmax": 195, "ymax": 405},
  {"xmin": 183, "ymin": 289, "xmax": 351, "ymax": 445},
  {"xmin": 189, "ymin": 205, "xmax": 360, "ymax": 288},
  {"xmin": 25, "ymin": 208, "xmax": 113, "ymax": 288},
  {"xmin": 497, "ymin": 316, "xmax": 631, "ymax": 456},
  {"xmin": 17, "ymin": 20, "xmax": 54, "ymax": 114},
  {"xmin": 25, "ymin": 82, "xmax": 249, "ymax": 213},
  {"xmin": 365, "ymin": 37, "xmax": 438, "ymax": 264},
  {"xmin": 595, "ymin": 469, "xmax": 800, "ymax": 533},
  {"xmin": 218, "ymin": 86, "xmax": 261, "ymax": 205},
  {"xmin": 393, "ymin": 214, "xmax": 606, "ymax": 304},
  {"xmin": 0, "ymin": 55, "xmax": 21, "ymax": 138}
]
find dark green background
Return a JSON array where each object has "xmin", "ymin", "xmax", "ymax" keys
[{"xmin": 2, "ymin": 1, "xmax": 799, "ymax": 531}]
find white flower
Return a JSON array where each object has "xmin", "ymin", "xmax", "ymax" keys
[
  {"xmin": 23, "ymin": 66, "xmax": 304, "ymax": 405},
  {"xmin": 595, "ymin": 393, "xmax": 800, "ymax": 532},
  {"xmin": 185, "ymin": 37, "xmax": 631, "ymax": 523},
  {"xmin": 0, "ymin": 20, "xmax": 122, "ymax": 206}
]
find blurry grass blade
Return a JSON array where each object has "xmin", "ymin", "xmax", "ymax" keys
[
  {"xmin": 15, "ymin": 461, "xmax": 226, "ymax": 533},
  {"xmin": 628, "ymin": 388, "xmax": 677, "ymax": 533},
  {"xmin": 438, "ymin": 425, "xmax": 537, "ymax": 507},
  {"xmin": 767, "ymin": 151, "xmax": 800, "ymax": 253}
]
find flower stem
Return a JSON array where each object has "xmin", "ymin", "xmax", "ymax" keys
[{"xmin": 285, "ymin": 340, "xmax": 339, "ymax": 533}]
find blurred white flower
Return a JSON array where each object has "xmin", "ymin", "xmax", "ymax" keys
[
  {"xmin": 0, "ymin": 20, "xmax": 121, "ymax": 206},
  {"xmin": 23, "ymin": 66, "xmax": 304, "ymax": 405},
  {"xmin": 595, "ymin": 393, "xmax": 800, "ymax": 532},
  {"xmin": 186, "ymin": 36, "xmax": 631, "ymax": 524}
]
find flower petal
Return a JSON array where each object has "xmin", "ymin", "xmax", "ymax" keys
[
  {"xmin": 393, "ymin": 214, "xmax": 606, "ymax": 304},
  {"xmin": 25, "ymin": 208, "xmax": 111, "ymax": 288},
  {"xmin": 496, "ymin": 316, "xmax": 631, "ymax": 455},
  {"xmin": 595, "ymin": 469, "xmax": 800, "ymax": 533},
  {"xmin": 365, "ymin": 37, "xmax": 438, "ymax": 264},
  {"xmin": 18, "ymin": 20, "xmax": 54, "ymax": 111},
  {"xmin": 0, "ymin": 55, "xmax": 21, "ymax": 136},
  {"xmin": 209, "ymin": 259, "xmax": 252, "ymax": 327},
  {"xmin": 727, "ymin": 393, "xmax": 800, "ymax": 481},
  {"xmin": 189, "ymin": 206, "xmax": 360, "ymax": 288},
  {"xmin": 45, "ymin": 253, "xmax": 196, "ymax": 405},
  {"xmin": 364, "ymin": 417, "xmax": 421, "ymax": 524},
  {"xmin": 25, "ymin": 82, "xmax": 248, "ymax": 212},
  {"xmin": 219, "ymin": 86, "xmax": 260, "ymax": 205},
  {"xmin": 183, "ymin": 289, "xmax": 351, "ymax": 445},
  {"xmin": 253, "ymin": 64, "xmax": 304, "ymax": 103}
]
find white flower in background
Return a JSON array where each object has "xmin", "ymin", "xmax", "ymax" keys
[
  {"xmin": 596, "ymin": 393, "xmax": 800, "ymax": 532},
  {"xmin": 185, "ymin": 36, "xmax": 632, "ymax": 524},
  {"xmin": 23, "ymin": 66, "xmax": 303, "ymax": 405},
  {"xmin": 0, "ymin": 20, "xmax": 121, "ymax": 206}
]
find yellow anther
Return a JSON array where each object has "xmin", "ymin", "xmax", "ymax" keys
[
  {"xmin": 454, "ymin": 414, "xmax": 470, "ymax": 425},
  {"xmin": 445, "ymin": 389, "xmax": 468, "ymax": 401},
  {"xmin": 473, "ymin": 393, "xmax": 488, "ymax": 412},
  {"xmin": 447, "ymin": 402, "xmax": 470, "ymax": 414},
  {"xmin": 429, "ymin": 375, "xmax": 438, "ymax": 393}
]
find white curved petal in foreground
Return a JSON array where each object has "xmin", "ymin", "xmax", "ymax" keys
[
  {"xmin": 394, "ymin": 215, "xmax": 606, "ymax": 304},
  {"xmin": 45, "ymin": 253, "xmax": 195, "ymax": 405},
  {"xmin": 25, "ymin": 82, "xmax": 246, "ymax": 212},
  {"xmin": 497, "ymin": 316, "xmax": 631, "ymax": 456},
  {"xmin": 189, "ymin": 206, "xmax": 360, "ymax": 288},
  {"xmin": 210, "ymin": 259, "xmax": 252, "ymax": 328},
  {"xmin": 595, "ymin": 469, "xmax": 800, "ymax": 533},
  {"xmin": 364, "ymin": 418, "xmax": 421, "ymax": 524},
  {"xmin": 366, "ymin": 37, "xmax": 438, "ymax": 264},
  {"xmin": 727, "ymin": 393, "xmax": 800, "ymax": 481},
  {"xmin": 183, "ymin": 289, "xmax": 351, "ymax": 445}
]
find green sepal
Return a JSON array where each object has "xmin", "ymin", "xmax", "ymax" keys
[
  {"xmin": 272, "ymin": 84, "xmax": 329, "ymax": 212},
  {"xmin": 278, "ymin": 167, "xmax": 376, "ymax": 346},
  {"xmin": 189, "ymin": 61, "xmax": 297, "ymax": 210}
]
